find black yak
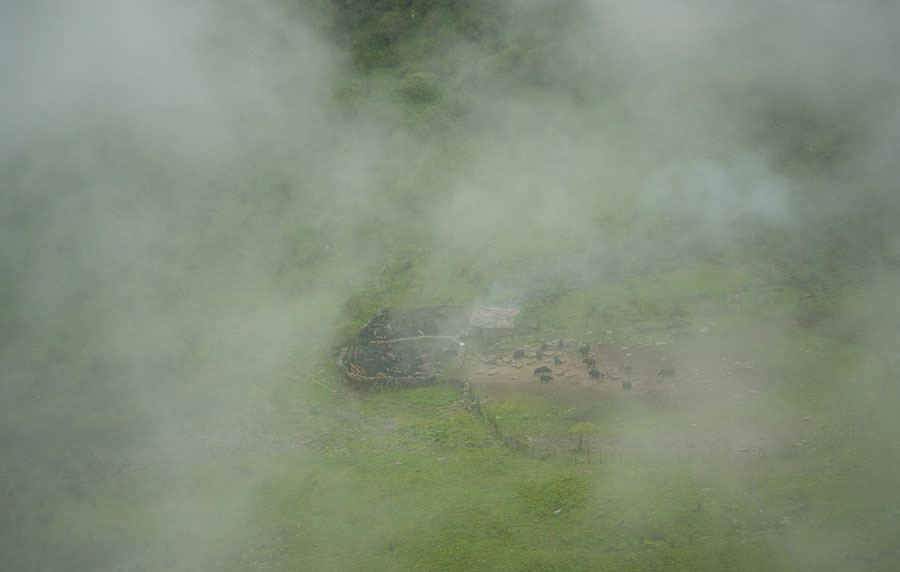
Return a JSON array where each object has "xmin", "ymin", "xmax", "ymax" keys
[{"xmin": 533, "ymin": 366, "xmax": 552, "ymax": 376}]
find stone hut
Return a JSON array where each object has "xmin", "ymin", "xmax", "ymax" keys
[
  {"xmin": 337, "ymin": 304, "xmax": 521, "ymax": 390},
  {"xmin": 338, "ymin": 306, "xmax": 468, "ymax": 390}
]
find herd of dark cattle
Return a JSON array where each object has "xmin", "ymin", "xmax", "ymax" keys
[
  {"xmin": 516, "ymin": 341, "xmax": 643, "ymax": 391},
  {"xmin": 515, "ymin": 341, "xmax": 679, "ymax": 390}
]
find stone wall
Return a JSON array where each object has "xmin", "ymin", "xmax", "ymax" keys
[{"xmin": 337, "ymin": 306, "xmax": 468, "ymax": 390}]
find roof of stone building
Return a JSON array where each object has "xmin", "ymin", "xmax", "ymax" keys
[{"xmin": 468, "ymin": 305, "xmax": 519, "ymax": 330}]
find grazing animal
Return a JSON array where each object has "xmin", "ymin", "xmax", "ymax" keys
[
  {"xmin": 553, "ymin": 355, "xmax": 562, "ymax": 366},
  {"xmin": 540, "ymin": 374, "xmax": 553, "ymax": 383},
  {"xmin": 513, "ymin": 350, "xmax": 526, "ymax": 359},
  {"xmin": 583, "ymin": 357, "xmax": 597, "ymax": 368},
  {"xmin": 589, "ymin": 369, "xmax": 601, "ymax": 379},
  {"xmin": 536, "ymin": 350, "xmax": 544, "ymax": 361},
  {"xmin": 622, "ymin": 379, "xmax": 632, "ymax": 391},
  {"xmin": 533, "ymin": 366, "xmax": 552, "ymax": 376},
  {"xmin": 658, "ymin": 367, "xmax": 676, "ymax": 377},
  {"xmin": 578, "ymin": 344, "xmax": 590, "ymax": 358}
]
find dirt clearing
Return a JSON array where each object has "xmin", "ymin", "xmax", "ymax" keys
[{"xmin": 464, "ymin": 325, "xmax": 807, "ymax": 458}]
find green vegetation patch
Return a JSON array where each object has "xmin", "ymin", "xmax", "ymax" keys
[{"xmin": 521, "ymin": 263, "xmax": 761, "ymax": 341}]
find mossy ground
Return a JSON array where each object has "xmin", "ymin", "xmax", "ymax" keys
[{"xmin": 5, "ymin": 259, "xmax": 900, "ymax": 571}]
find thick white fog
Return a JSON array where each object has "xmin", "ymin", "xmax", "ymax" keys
[{"xmin": 2, "ymin": 0, "xmax": 899, "ymax": 570}]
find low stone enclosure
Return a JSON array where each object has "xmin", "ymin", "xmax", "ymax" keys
[{"xmin": 337, "ymin": 305, "xmax": 519, "ymax": 390}]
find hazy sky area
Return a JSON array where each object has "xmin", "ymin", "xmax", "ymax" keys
[{"xmin": 2, "ymin": 0, "xmax": 900, "ymax": 570}]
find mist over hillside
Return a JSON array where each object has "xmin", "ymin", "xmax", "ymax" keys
[{"xmin": 2, "ymin": 1, "xmax": 899, "ymax": 570}]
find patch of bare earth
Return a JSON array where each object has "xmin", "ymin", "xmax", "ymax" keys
[{"xmin": 465, "ymin": 325, "xmax": 805, "ymax": 459}]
